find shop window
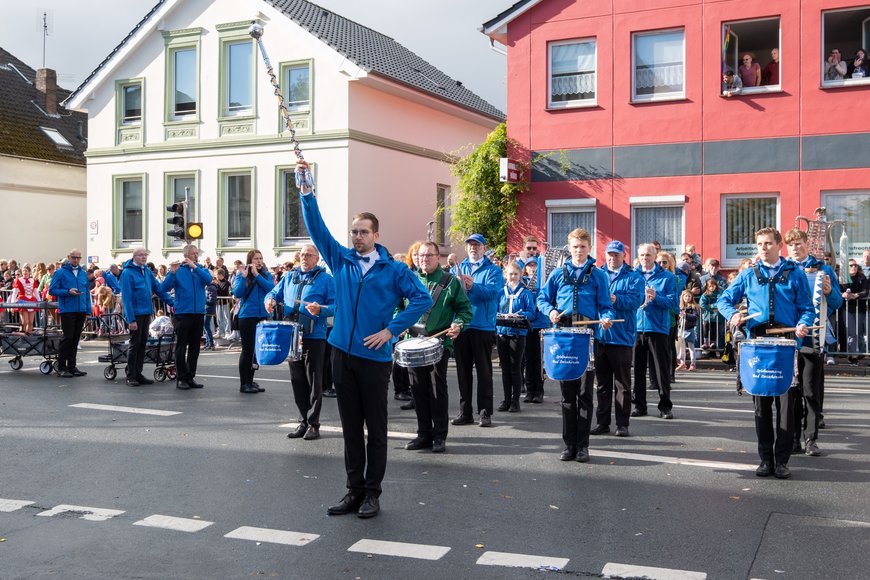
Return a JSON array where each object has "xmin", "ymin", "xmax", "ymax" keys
[
  {"xmin": 822, "ymin": 191, "xmax": 870, "ymax": 258},
  {"xmin": 632, "ymin": 204, "xmax": 684, "ymax": 256},
  {"xmin": 721, "ymin": 194, "xmax": 779, "ymax": 266}
]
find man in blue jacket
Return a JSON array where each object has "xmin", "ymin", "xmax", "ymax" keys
[
  {"xmin": 537, "ymin": 228, "xmax": 614, "ymax": 463},
  {"xmin": 452, "ymin": 234, "xmax": 504, "ymax": 428},
  {"xmin": 49, "ymin": 248, "xmax": 91, "ymax": 378},
  {"xmin": 784, "ymin": 227, "xmax": 843, "ymax": 457},
  {"xmin": 160, "ymin": 245, "xmax": 213, "ymax": 390},
  {"xmin": 517, "ymin": 236, "xmax": 547, "ymax": 404},
  {"xmin": 632, "ymin": 243, "xmax": 678, "ymax": 420},
  {"xmin": 102, "ymin": 264, "xmax": 122, "ymax": 295},
  {"xmin": 296, "ymin": 161, "xmax": 430, "ymax": 519},
  {"xmin": 718, "ymin": 227, "xmax": 814, "ymax": 479},
  {"xmin": 120, "ymin": 248, "xmax": 173, "ymax": 386},
  {"xmin": 592, "ymin": 241, "xmax": 644, "ymax": 437},
  {"xmin": 265, "ymin": 243, "xmax": 335, "ymax": 440}
]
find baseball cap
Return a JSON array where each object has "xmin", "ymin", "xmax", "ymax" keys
[
  {"xmin": 677, "ymin": 260, "xmax": 691, "ymax": 272},
  {"xmin": 605, "ymin": 240, "xmax": 625, "ymax": 254},
  {"xmin": 464, "ymin": 233, "xmax": 487, "ymax": 245}
]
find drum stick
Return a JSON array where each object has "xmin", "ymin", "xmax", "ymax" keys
[
  {"xmin": 294, "ymin": 299, "xmax": 311, "ymax": 306},
  {"xmin": 572, "ymin": 319, "xmax": 625, "ymax": 326},
  {"xmin": 741, "ymin": 312, "xmax": 761, "ymax": 322},
  {"xmin": 765, "ymin": 325, "xmax": 823, "ymax": 335}
]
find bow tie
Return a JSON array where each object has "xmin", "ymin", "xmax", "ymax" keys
[
  {"xmin": 471, "ymin": 262, "xmax": 481, "ymax": 268},
  {"xmin": 355, "ymin": 254, "xmax": 371, "ymax": 263}
]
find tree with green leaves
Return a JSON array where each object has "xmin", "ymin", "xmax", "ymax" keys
[{"xmin": 446, "ymin": 123, "xmax": 528, "ymax": 258}]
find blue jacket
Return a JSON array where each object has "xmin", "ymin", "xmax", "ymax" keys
[
  {"xmin": 598, "ymin": 263, "xmax": 644, "ymax": 346},
  {"xmin": 521, "ymin": 275, "xmax": 550, "ymax": 330},
  {"xmin": 103, "ymin": 270, "xmax": 122, "ymax": 294},
  {"xmin": 232, "ymin": 270, "xmax": 275, "ymax": 319},
  {"xmin": 717, "ymin": 258, "xmax": 815, "ymax": 334},
  {"xmin": 537, "ymin": 257, "xmax": 615, "ymax": 324},
  {"xmin": 264, "ymin": 265, "xmax": 335, "ymax": 340},
  {"xmin": 789, "ymin": 255, "xmax": 843, "ymax": 348},
  {"xmin": 159, "ymin": 263, "xmax": 213, "ymax": 315},
  {"xmin": 48, "ymin": 261, "xmax": 91, "ymax": 314},
  {"xmin": 457, "ymin": 256, "xmax": 504, "ymax": 331},
  {"xmin": 496, "ymin": 284, "xmax": 535, "ymax": 337},
  {"xmin": 301, "ymin": 192, "xmax": 431, "ymax": 362},
  {"xmin": 635, "ymin": 263, "xmax": 678, "ymax": 335},
  {"xmin": 119, "ymin": 259, "xmax": 173, "ymax": 322}
]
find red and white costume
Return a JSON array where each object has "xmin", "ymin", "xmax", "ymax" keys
[{"xmin": 13, "ymin": 277, "xmax": 41, "ymax": 305}]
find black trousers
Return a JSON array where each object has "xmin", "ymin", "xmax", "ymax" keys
[
  {"xmin": 332, "ymin": 348, "xmax": 392, "ymax": 498},
  {"xmin": 323, "ymin": 329, "xmax": 334, "ymax": 390},
  {"xmin": 454, "ymin": 329, "xmax": 495, "ymax": 417},
  {"xmin": 289, "ymin": 338, "xmax": 325, "ymax": 427},
  {"xmin": 391, "ymin": 358, "xmax": 411, "ymax": 395},
  {"xmin": 560, "ymin": 370, "xmax": 594, "ymax": 449},
  {"xmin": 523, "ymin": 328, "xmax": 544, "ymax": 395},
  {"xmin": 794, "ymin": 351, "xmax": 823, "ymax": 443},
  {"xmin": 126, "ymin": 314, "xmax": 152, "ymax": 379},
  {"xmin": 409, "ymin": 351, "xmax": 450, "ymax": 441},
  {"xmin": 594, "ymin": 343, "xmax": 633, "ymax": 428},
  {"xmin": 238, "ymin": 317, "xmax": 263, "ymax": 386},
  {"xmin": 58, "ymin": 312, "xmax": 86, "ymax": 371},
  {"xmin": 497, "ymin": 334, "xmax": 525, "ymax": 403},
  {"xmin": 174, "ymin": 314, "xmax": 204, "ymax": 382},
  {"xmin": 755, "ymin": 389, "xmax": 796, "ymax": 465},
  {"xmin": 633, "ymin": 332, "xmax": 673, "ymax": 413}
]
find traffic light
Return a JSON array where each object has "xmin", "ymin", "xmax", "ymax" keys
[
  {"xmin": 167, "ymin": 202, "xmax": 186, "ymax": 241},
  {"xmin": 186, "ymin": 222, "xmax": 203, "ymax": 240}
]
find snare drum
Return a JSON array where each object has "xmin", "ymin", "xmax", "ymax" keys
[
  {"xmin": 394, "ymin": 337, "xmax": 443, "ymax": 368},
  {"xmin": 496, "ymin": 313, "xmax": 531, "ymax": 330},
  {"xmin": 255, "ymin": 320, "xmax": 302, "ymax": 365},
  {"xmin": 541, "ymin": 327, "xmax": 594, "ymax": 381},
  {"xmin": 738, "ymin": 337, "xmax": 797, "ymax": 396}
]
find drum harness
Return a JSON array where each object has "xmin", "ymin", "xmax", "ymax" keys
[
  {"xmin": 560, "ymin": 261, "xmax": 594, "ymax": 327},
  {"xmin": 286, "ymin": 268, "xmax": 322, "ymax": 335},
  {"xmin": 408, "ymin": 271, "xmax": 453, "ymax": 338},
  {"xmin": 749, "ymin": 263, "xmax": 792, "ymax": 340}
]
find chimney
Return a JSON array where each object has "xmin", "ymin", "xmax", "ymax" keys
[{"xmin": 35, "ymin": 68, "xmax": 58, "ymax": 115}]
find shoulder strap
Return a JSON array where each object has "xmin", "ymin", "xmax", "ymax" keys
[
  {"xmin": 563, "ymin": 262, "xmax": 594, "ymax": 323},
  {"xmin": 418, "ymin": 271, "xmax": 453, "ymax": 328}
]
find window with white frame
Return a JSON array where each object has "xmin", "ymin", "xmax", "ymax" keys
[
  {"xmin": 821, "ymin": 191, "xmax": 870, "ymax": 258},
  {"xmin": 721, "ymin": 18, "xmax": 781, "ymax": 94},
  {"xmin": 167, "ymin": 174, "xmax": 196, "ymax": 247},
  {"xmin": 547, "ymin": 200, "xmax": 596, "ymax": 252},
  {"xmin": 224, "ymin": 172, "xmax": 252, "ymax": 243},
  {"xmin": 280, "ymin": 168, "xmax": 310, "ymax": 244},
  {"xmin": 225, "ymin": 41, "xmax": 253, "ymax": 115},
  {"xmin": 822, "ymin": 7, "xmax": 870, "ymax": 87},
  {"xmin": 632, "ymin": 29, "xmax": 685, "ymax": 102},
  {"xmin": 548, "ymin": 39, "xmax": 596, "ymax": 107},
  {"xmin": 632, "ymin": 201, "xmax": 684, "ymax": 256},
  {"xmin": 118, "ymin": 178, "xmax": 144, "ymax": 245},
  {"xmin": 121, "ymin": 83, "xmax": 142, "ymax": 124},
  {"xmin": 284, "ymin": 63, "xmax": 311, "ymax": 112},
  {"xmin": 171, "ymin": 47, "xmax": 197, "ymax": 117},
  {"xmin": 721, "ymin": 194, "xmax": 779, "ymax": 265}
]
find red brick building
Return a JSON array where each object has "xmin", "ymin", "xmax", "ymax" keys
[{"xmin": 482, "ymin": 0, "xmax": 870, "ymax": 267}]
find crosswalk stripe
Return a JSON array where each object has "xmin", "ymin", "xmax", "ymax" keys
[
  {"xmin": 70, "ymin": 403, "xmax": 181, "ymax": 416},
  {"xmin": 279, "ymin": 423, "xmax": 415, "ymax": 440},
  {"xmin": 595, "ymin": 450, "xmax": 756, "ymax": 471},
  {"xmin": 674, "ymin": 404, "xmax": 754, "ymax": 414},
  {"xmin": 347, "ymin": 539, "xmax": 450, "ymax": 560},
  {"xmin": 0, "ymin": 499, "xmax": 34, "ymax": 512},
  {"xmin": 224, "ymin": 526, "xmax": 320, "ymax": 546},
  {"xmin": 476, "ymin": 551, "xmax": 569, "ymax": 570},
  {"xmin": 133, "ymin": 514, "xmax": 214, "ymax": 532},
  {"xmin": 36, "ymin": 504, "xmax": 125, "ymax": 521},
  {"xmin": 602, "ymin": 562, "xmax": 707, "ymax": 579}
]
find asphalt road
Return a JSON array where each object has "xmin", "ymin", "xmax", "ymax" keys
[{"xmin": 1, "ymin": 343, "xmax": 868, "ymax": 579}]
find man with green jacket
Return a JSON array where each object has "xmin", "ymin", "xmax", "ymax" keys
[{"xmin": 403, "ymin": 241, "xmax": 473, "ymax": 454}]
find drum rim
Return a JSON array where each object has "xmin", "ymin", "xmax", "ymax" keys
[{"xmin": 541, "ymin": 327, "xmax": 594, "ymax": 335}]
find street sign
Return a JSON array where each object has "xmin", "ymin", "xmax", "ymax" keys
[{"xmin": 499, "ymin": 158, "xmax": 521, "ymax": 183}]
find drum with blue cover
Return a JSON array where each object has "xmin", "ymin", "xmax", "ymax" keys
[
  {"xmin": 541, "ymin": 328, "xmax": 593, "ymax": 381},
  {"xmin": 738, "ymin": 338, "xmax": 797, "ymax": 396}
]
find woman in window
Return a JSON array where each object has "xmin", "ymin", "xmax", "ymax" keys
[
  {"xmin": 848, "ymin": 48, "xmax": 868, "ymax": 79},
  {"xmin": 825, "ymin": 48, "xmax": 847, "ymax": 81},
  {"xmin": 738, "ymin": 53, "xmax": 761, "ymax": 87}
]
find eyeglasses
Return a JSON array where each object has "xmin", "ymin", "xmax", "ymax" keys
[
  {"xmin": 849, "ymin": 264, "xmax": 859, "ymax": 268},
  {"xmin": 417, "ymin": 253, "xmax": 438, "ymax": 258},
  {"xmin": 525, "ymin": 246, "xmax": 538, "ymax": 251},
  {"xmin": 349, "ymin": 229, "xmax": 372, "ymax": 237},
  {"xmin": 657, "ymin": 260, "xmax": 669, "ymax": 264},
  {"xmin": 69, "ymin": 255, "xmax": 82, "ymax": 259},
  {"xmin": 299, "ymin": 253, "xmax": 317, "ymax": 258}
]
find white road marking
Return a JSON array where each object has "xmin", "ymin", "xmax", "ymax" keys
[
  {"xmin": 133, "ymin": 514, "xmax": 214, "ymax": 532},
  {"xmin": 594, "ymin": 450, "xmax": 755, "ymax": 471},
  {"xmin": 36, "ymin": 504, "xmax": 125, "ymax": 521},
  {"xmin": 0, "ymin": 499, "xmax": 34, "ymax": 512},
  {"xmin": 279, "ymin": 423, "xmax": 415, "ymax": 440},
  {"xmin": 70, "ymin": 403, "xmax": 181, "ymax": 416},
  {"xmin": 197, "ymin": 373, "xmax": 286, "ymax": 383},
  {"xmin": 476, "ymin": 551, "xmax": 569, "ymax": 570},
  {"xmin": 602, "ymin": 562, "xmax": 706, "ymax": 579},
  {"xmin": 347, "ymin": 539, "xmax": 450, "ymax": 560},
  {"xmin": 674, "ymin": 404, "xmax": 754, "ymax": 414},
  {"xmin": 224, "ymin": 526, "xmax": 319, "ymax": 546}
]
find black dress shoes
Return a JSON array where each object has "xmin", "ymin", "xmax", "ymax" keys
[
  {"xmin": 327, "ymin": 493, "xmax": 363, "ymax": 515},
  {"xmin": 57, "ymin": 369, "xmax": 74, "ymax": 378},
  {"xmin": 774, "ymin": 464, "xmax": 792, "ymax": 479},
  {"xmin": 451, "ymin": 414, "xmax": 474, "ymax": 426},
  {"xmin": 70, "ymin": 368, "xmax": 87, "ymax": 377},
  {"xmin": 631, "ymin": 409, "xmax": 647, "ymax": 417},
  {"xmin": 253, "ymin": 382, "xmax": 265, "ymax": 392},
  {"xmin": 576, "ymin": 448, "xmax": 590, "ymax": 463},
  {"xmin": 357, "ymin": 496, "xmax": 380, "ymax": 519},
  {"xmin": 756, "ymin": 461, "xmax": 774, "ymax": 477},
  {"xmin": 660, "ymin": 411, "xmax": 674, "ymax": 420},
  {"xmin": 136, "ymin": 376, "xmax": 154, "ymax": 385},
  {"xmin": 432, "ymin": 439, "xmax": 446, "ymax": 453},
  {"xmin": 615, "ymin": 426, "xmax": 630, "ymax": 437},
  {"xmin": 531, "ymin": 394, "xmax": 544, "ymax": 404},
  {"xmin": 394, "ymin": 391, "xmax": 412, "ymax": 401},
  {"xmin": 240, "ymin": 384, "xmax": 258, "ymax": 394},
  {"xmin": 303, "ymin": 426, "xmax": 320, "ymax": 440},
  {"xmin": 400, "ymin": 400, "xmax": 416, "ymax": 410},
  {"xmin": 590, "ymin": 424, "xmax": 610, "ymax": 435},
  {"xmin": 559, "ymin": 446, "xmax": 577, "ymax": 461},
  {"xmin": 508, "ymin": 401, "xmax": 520, "ymax": 413},
  {"xmin": 126, "ymin": 378, "xmax": 140, "ymax": 387},
  {"xmin": 187, "ymin": 379, "xmax": 203, "ymax": 389},
  {"xmin": 497, "ymin": 401, "xmax": 510, "ymax": 412},
  {"xmin": 176, "ymin": 380, "xmax": 189, "ymax": 390},
  {"xmin": 287, "ymin": 423, "xmax": 308, "ymax": 439},
  {"xmin": 405, "ymin": 437, "xmax": 433, "ymax": 451},
  {"xmin": 323, "ymin": 387, "xmax": 337, "ymax": 398}
]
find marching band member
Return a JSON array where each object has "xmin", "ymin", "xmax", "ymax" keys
[
  {"xmin": 496, "ymin": 261, "xmax": 535, "ymax": 413},
  {"xmin": 452, "ymin": 234, "xmax": 504, "ymax": 428},
  {"xmin": 232, "ymin": 250, "xmax": 276, "ymax": 394},
  {"xmin": 266, "ymin": 244, "xmax": 335, "ymax": 438},
  {"xmin": 632, "ymin": 244, "xmax": 678, "ymax": 419},
  {"xmin": 518, "ymin": 236, "xmax": 547, "ymax": 403},
  {"xmin": 296, "ymin": 161, "xmax": 431, "ymax": 519},
  {"xmin": 784, "ymin": 228, "xmax": 842, "ymax": 456},
  {"xmin": 537, "ymin": 228, "xmax": 614, "ymax": 463},
  {"xmin": 718, "ymin": 228, "xmax": 814, "ymax": 479},
  {"xmin": 402, "ymin": 241, "xmax": 472, "ymax": 454},
  {"xmin": 592, "ymin": 241, "xmax": 644, "ymax": 437}
]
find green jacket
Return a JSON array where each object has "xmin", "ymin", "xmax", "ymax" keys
[{"xmin": 401, "ymin": 265, "xmax": 473, "ymax": 352}]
